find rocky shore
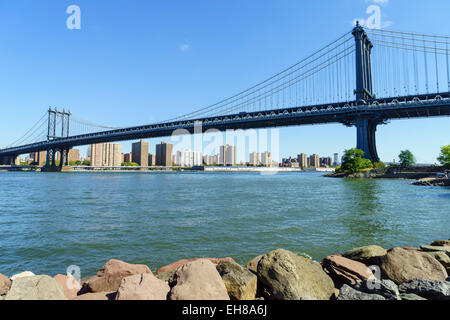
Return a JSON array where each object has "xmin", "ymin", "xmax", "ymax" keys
[
  {"xmin": 1, "ymin": 239, "xmax": 449, "ymax": 300},
  {"xmin": 326, "ymin": 166, "xmax": 450, "ymax": 187}
]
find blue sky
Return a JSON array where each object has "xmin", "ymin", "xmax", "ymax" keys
[{"xmin": 0, "ymin": 0, "xmax": 449, "ymax": 163}]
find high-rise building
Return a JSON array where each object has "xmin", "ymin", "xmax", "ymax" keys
[
  {"xmin": 297, "ymin": 153, "xmax": 308, "ymax": 168},
  {"xmin": 124, "ymin": 153, "xmax": 132, "ymax": 163},
  {"xmin": 333, "ymin": 153, "xmax": 339, "ymax": 166},
  {"xmin": 132, "ymin": 140, "xmax": 149, "ymax": 166},
  {"xmin": 148, "ymin": 153, "xmax": 156, "ymax": 166},
  {"xmin": 156, "ymin": 141, "xmax": 173, "ymax": 166},
  {"xmin": 56, "ymin": 149, "xmax": 80, "ymax": 163},
  {"xmin": 219, "ymin": 145, "xmax": 236, "ymax": 166},
  {"xmin": 31, "ymin": 151, "xmax": 47, "ymax": 166},
  {"xmin": 249, "ymin": 152, "xmax": 260, "ymax": 166},
  {"xmin": 320, "ymin": 157, "xmax": 332, "ymax": 167},
  {"xmin": 309, "ymin": 154, "xmax": 320, "ymax": 168},
  {"xmin": 90, "ymin": 143, "xmax": 122, "ymax": 166},
  {"xmin": 261, "ymin": 151, "xmax": 272, "ymax": 167}
]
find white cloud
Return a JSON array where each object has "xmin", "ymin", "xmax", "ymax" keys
[{"xmin": 179, "ymin": 44, "xmax": 190, "ymax": 52}]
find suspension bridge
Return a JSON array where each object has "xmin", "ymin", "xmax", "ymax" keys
[{"xmin": 1, "ymin": 23, "xmax": 450, "ymax": 169}]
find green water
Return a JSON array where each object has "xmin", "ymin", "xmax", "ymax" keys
[{"xmin": 0, "ymin": 171, "xmax": 449, "ymax": 277}]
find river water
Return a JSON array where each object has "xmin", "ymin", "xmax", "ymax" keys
[{"xmin": 0, "ymin": 171, "xmax": 449, "ymax": 277}]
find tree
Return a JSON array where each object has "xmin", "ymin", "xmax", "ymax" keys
[
  {"xmin": 398, "ymin": 150, "xmax": 416, "ymax": 168},
  {"xmin": 341, "ymin": 148, "xmax": 373, "ymax": 173},
  {"xmin": 437, "ymin": 145, "xmax": 450, "ymax": 168}
]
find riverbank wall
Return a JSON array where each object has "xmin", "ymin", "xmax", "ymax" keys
[{"xmin": 1, "ymin": 239, "xmax": 449, "ymax": 300}]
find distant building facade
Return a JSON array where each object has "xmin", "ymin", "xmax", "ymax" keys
[
  {"xmin": 297, "ymin": 153, "xmax": 309, "ymax": 168},
  {"xmin": 148, "ymin": 153, "xmax": 156, "ymax": 166},
  {"xmin": 31, "ymin": 151, "xmax": 47, "ymax": 166},
  {"xmin": 90, "ymin": 143, "xmax": 122, "ymax": 166},
  {"xmin": 156, "ymin": 141, "xmax": 173, "ymax": 166},
  {"xmin": 309, "ymin": 154, "xmax": 320, "ymax": 168},
  {"xmin": 249, "ymin": 152, "xmax": 260, "ymax": 166},
  {"xmin": 219, "ymin": 145, "xmax": 236, "ymax": 166},
  {"xmin": 261, "ymin": 151, "xmax": 272, "ymax": 167},
  {"xmin": 132, "ymin": 140, "xmax": 149, "ymax": 166}
]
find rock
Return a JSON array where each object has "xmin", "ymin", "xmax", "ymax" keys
[
  {"xmin": 400, "ymin": 293, "xmax": 427, "ymax": 300},
  {"xmin": 343, "ymin": 245, "xmax": 387, "ymax": 265},
  {"xmin": 115, "ymin": 273, "xmax": 170, "ymax": 300},
  {"xmin": 380, "ymin": 247, "xmax": 448, "ymax": 284},
  {"xmin": 426, "ymin": 251, "xmax": 450, "ymax": 273},
  {"xmin": 169, "ymin": 259, "xmax": 230, "ymax": 300},
  {"xmin": 321, "ymin": 255, "xmax": 375, "ymax": 286},
  {"xmin": 245, "ymin": 255, "xmax": 263, "ymax": 274},
  {"xmin": 156, "ymin": 257, "xmax": 235, "ymax": 275},
  {"xmin": 257, "ymin": 249, "xmax": 334, "ymax": 300},
  {"xmin": 216, "ymin": 260, "xmax": 257, "ymax": 300},
  {"xmin": 398, "ymin": 279, "xmax": 450, "ymax": 300},
  {"xmin": 5, "ymin": 275, "xmax": 67, "ymax": 300},
  {"xmin": 87, "ymin": 259, "xmax": 152, "ymax": 293},
  {"xmin": 353, "ymin": 279, "xmax": 400, "ymax": 300},
  {"xmin": 53, "ymin": 274, "xmax": 82, "ymax": 300},
  {"xmin": 431, "ymin": 240, "xmax": 450, "ymax": 247},
  {"xmin": 73, "ymin": 292, "xmax": 116, "ymax": 300},
  {"xmin": 337, "ymin": 284, "xmax": 385, "ymax": 300},
  {"xmin": 420, "ymin": 245, "xmax": 450, "ymax": 255},
  {"xmin": 10, "ymin": 271, "xmax": 35, "ymax": 281},
  {"xmin": 155, "ymin": 270, "xmax": 176, "ymax": 284},
  {"xmin": 0, "ymin": 273, "xmax": 12, "ymax": 295}
]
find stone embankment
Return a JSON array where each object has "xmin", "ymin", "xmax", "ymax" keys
[{"xmin": 1, "ymin": 240, "xmax": 449, "ymax": 300}]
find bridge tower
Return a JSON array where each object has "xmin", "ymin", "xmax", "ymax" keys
[
  {"xmin": 352, "ymin": 22, "xmax": 380, "ymax": 162},
  {"xmin": 45, "ymin": 107, "xmax": 71, "ymax": 169}
]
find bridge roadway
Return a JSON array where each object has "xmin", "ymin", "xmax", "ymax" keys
[{"xmin": 0, "ymin": 92, "xmax": 449, "ymax": 158}]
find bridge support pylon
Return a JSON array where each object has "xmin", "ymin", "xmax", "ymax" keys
[{"xmin": 355, "ymin": 118, "xmax": 380, "ymax": 163}]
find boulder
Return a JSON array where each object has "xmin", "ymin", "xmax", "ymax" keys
[
  {"xmin": 116, "ymin": 273, "xmax": 170, "ymax": 300},
  {"xmin": 398, "ymin": 279, "xmax": 450, "ymax": 300},
  {"xmin": 420, "ymin": 245, "xmax": 450, "ymax": 255},
  {"xmin": 155, "ymin": 270, "xmax": 176, "ymax": 284},
  {"xmin": 169, "ymin": 259, "xmax": 229, "ymax": 300},
  {"xmin": 10, "ymin": 271, "xmax": 35, "ymax": 281},
  {"xmin": 5, "ymin": 275, "xmax": 67, "ymax": 300},
  {"xmin": 342, "ymin": 245, "xmax": 387, "ymax": 265},
  {"xmin": 53, "ymin": 274, "xmax": 82, "ymax": 300},
  {"xmin": 426, "ymin": 252, "xmax": 450, "ymax": 273},
  {"xmin": 257, "ymin": 249, "xmax": 335, "ymax": 300},
  {"xmin": 73, "ymin": 292, "xmax": 116, "ymax": 300},
  {"xmin": 353, "ymin": 279, "xmax": 400, "ymax": 300},
  {"xmin": 216, "ymin": 260, "xmax": 257, "ymax": 300},
  {"xmin": 0, "ymin": 273, "xmax": 11, "ymax": 295},
  {"xmin": 245, "ymin": 255, "xmax": 263, "ymax": 274},
  {"xmin": 337, "ymin": 284, "xmax": 385, "ymax": 300},
  {"xmin": 400, "ymin": 293, "xmax": 427, "ymax": 300},
  {"xmin": 87, "ymin": 259, "xmax": 152, "ymax": 293},
  {"xmin": 380, "ymin": 247, "xmax": 448, "ymax": 284},
  {"xmin": 431, "ymin": 240, "xmax": 450, "ymax": 247},
  {"xmin": 156, "ymin": 257, "xmax": 235, "ymax": 275},
  {"xmin": 321, "ymin": 255, "xmax": 375, "ymax": 286}
]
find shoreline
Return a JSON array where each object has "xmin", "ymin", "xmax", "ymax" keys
[
  {"xmin": 324, "ymin": 166, "xmax": 450, "ymax": 187},
  {"xmin": 1, "ymin": 238, "xmax": 449, "ymax": 300}
]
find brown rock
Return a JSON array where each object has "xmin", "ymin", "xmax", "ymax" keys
[
  {"xmin": 245, "ymin": 255, "xmax": 263, "ymax": 274},
  {"xmin": 321, "ymin": 255, "xmax": 375, "ymax": 286},
  {"xmin": 116, "ymin": 273, "xmax": 170, "ymax": 300},
  {"xmin": 73, "ymin": 292, "xmax": 116, "ymax": 300},
  {"xmin": 258, "ymin": 249, "xmax": 335, "ymax": 300},
  {"xmin": 216, "ymin": 260, "xmax": 257, "ymax": 300},
  {"xmin": 156, "ymin": 257, "xmax": 235, "ymax": 275},
  {"xmin": 169, "ymin": 259, "xmax": 230, "ymax": 300},
  {"xmin": 87, "ymin": 259, "xmax": 152, "ymax": 293},
  {"xmin": 431, "ymin": 240, "xmax": 450, "ymax": 247},
  {"xmin": 0, "ymin": 273, "xmax": 12, "ymax": 295},
  {"xmin": 54, "ymin": 274, "xmax": 82, "ymax": 300},
  {"xmin": 380, "ymin": 247, "xmax": 448, "ymax": 284},
  {"xmin": 342, "ymin": 245, "xmax": 387, "ymax": 265}
]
